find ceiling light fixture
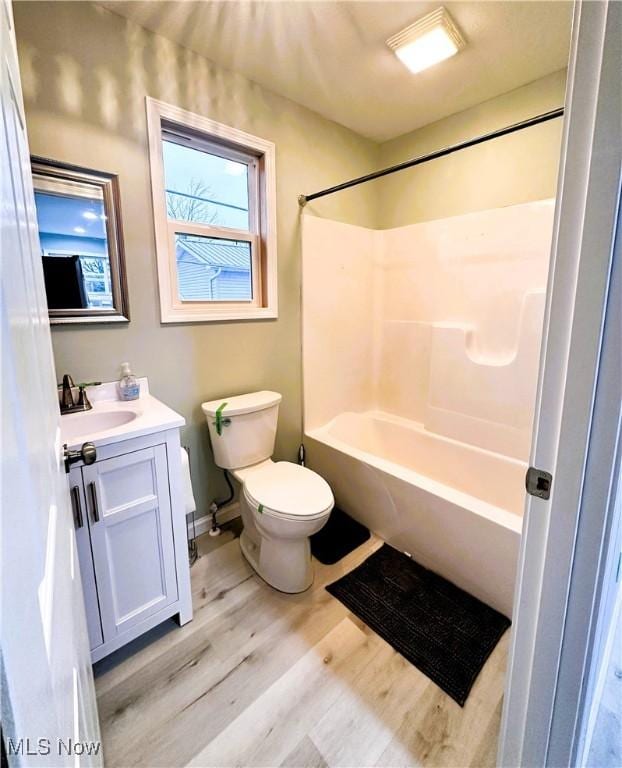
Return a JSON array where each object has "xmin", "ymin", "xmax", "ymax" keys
[{"xmin": 387, "ymin": 7, "xmax": 465, "ymax": 75}]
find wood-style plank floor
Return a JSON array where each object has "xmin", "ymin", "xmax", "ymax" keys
[{"xmin": 94, "ymin": 524, "xmax": 508, "ymax": 767}]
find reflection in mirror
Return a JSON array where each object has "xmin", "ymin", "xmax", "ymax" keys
[{"xmin": 31, "ymin": 158, "xmax": 129, "ymax": 323}]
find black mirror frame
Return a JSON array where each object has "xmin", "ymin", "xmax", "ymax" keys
[{"xmin": 31, "ymin": 156, "xmax": 130, "ymax": 324}]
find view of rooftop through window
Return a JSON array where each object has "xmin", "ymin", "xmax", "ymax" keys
[
  {"xmin": 162, "ymin": 140, "xmax": 250, "ymax": 230},
  {"xmin": 174, "ymin": 234, "xmax": 252, "ymax": 302}
]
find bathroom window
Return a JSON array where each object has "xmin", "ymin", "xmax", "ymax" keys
[{"xmin": 146, "ymin": 98, "xmax": 277, "ymax": 322}]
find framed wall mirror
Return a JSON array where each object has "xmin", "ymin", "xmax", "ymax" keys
[{"xmin": 31, "ymin": 157, "xmax": 130, "ymax": 323}]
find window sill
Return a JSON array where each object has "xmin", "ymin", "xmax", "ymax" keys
[{"xmin": 160, "ymin": 305, "xmax": 278, "ymax": 323}]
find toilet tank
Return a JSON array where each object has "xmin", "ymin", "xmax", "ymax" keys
[{"xmin": 202, "ymin": 391, "xmax": 282, "ymax": 470}]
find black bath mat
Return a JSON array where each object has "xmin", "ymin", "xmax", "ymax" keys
[
  {"xmin": 310, "ymin": 507, "xmax": 370, "ymax": 564},
  {"xmin": 326, "ymin": 544, "xmax": 511, "ymax": 706}
]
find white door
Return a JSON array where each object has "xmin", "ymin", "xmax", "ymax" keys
[
  {"xmin": 0, "ymin": 1, "xmax": 101, "ymax": 764},
  {"xmin": 499, "ymin": 1, "xmax": 622, "ymax": 766},
  {"xmin": 84, "ymin": 445, "xmax": 178, "ymax": 640}
]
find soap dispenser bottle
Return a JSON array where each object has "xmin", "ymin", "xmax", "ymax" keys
[{"xmin": 118, "ymin": 362, "xmax": 140, "ymax": 401}]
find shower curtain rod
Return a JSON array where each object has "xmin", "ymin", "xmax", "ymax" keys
[{"xmin": 297, "ymin": 107, "xmax": 565, "ymax": 207}]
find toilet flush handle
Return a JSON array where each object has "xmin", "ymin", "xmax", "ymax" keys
[{"xmin": 214, "ymin": 402, "xmax": 231, "ymax": 435}]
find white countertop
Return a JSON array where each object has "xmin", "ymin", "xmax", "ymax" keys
[{"xmin": 61, "ymin": 378, "xmax": 185, "ymax": 449}]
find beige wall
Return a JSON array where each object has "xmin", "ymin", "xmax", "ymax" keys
[
  {"xmin": 376, "ymin": 70, "xmax": 566, "ymax": 228},
  {"xmin": 14, "ymin": 1, "xmax": 379, "ymax": 515},
  {"xmin": 15, "ymin": 1, "xmax": 567, "ymax": 514}
]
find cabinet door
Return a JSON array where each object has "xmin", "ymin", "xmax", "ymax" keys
[
  {"xmin": 83, "ymin": 444, "xmax": 178, "ymax": 640},
  {"xmin": 68, "ymin": 466, "xmax": 104, "ymax": 650}
]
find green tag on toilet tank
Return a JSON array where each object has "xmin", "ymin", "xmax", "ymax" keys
[
  {"xmin": 215, "ymin": 402, "xmax": 228, "ymax": 436},
  {"xmin": 258, "ymin": 504, "xmax": 264, "ymax": 514}
]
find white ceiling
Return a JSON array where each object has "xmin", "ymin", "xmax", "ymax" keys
[{"xmin": 99, "ymin": 0, "xmax": 573, "ymax": 143}]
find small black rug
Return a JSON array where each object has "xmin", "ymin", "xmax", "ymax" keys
[
  {"xmin": 326, "ymin": 544, "xmax": 511, "ymax": 706},
  {"xmin": 310, "ymin": 507, "xmax": 371, "ymax": 565}
]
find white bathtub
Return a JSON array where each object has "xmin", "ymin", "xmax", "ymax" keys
[{"xmin": 305, "ymin": 411, "xmax": 526, "ymax": 616}]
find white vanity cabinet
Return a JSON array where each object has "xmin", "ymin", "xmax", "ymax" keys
[{"xmin": 67, "ymin": 424, "xmax": 192, "ymax": 663}]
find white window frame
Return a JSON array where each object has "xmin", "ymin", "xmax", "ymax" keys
[{"xmin": 146, "ymin": 97, "xmax": 278, "ymax": 322}]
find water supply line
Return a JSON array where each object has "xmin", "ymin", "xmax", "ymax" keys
[{"xmin": 208, "ymin": 469, "xmax": 235, "ymax": 537}]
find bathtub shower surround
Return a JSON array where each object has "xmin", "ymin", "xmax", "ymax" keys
[{"xmin": 302, "ymin": 200, "xmax": 554, "ymax": 615}]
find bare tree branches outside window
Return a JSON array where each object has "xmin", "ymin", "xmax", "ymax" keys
[{"xmin": 166, "ymin": 179, "xmax": 220, "ymax": 225}]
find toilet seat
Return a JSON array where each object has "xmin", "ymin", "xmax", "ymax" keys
[{"xmin": 244, "ymin": 461, "xmax": 334, "ymax": 522}]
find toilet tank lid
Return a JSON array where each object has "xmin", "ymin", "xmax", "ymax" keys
[{"xmin": 201, "ymin": 391, "xmax": 282, "ymax": 418}]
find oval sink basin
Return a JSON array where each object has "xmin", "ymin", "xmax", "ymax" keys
[{"xmin": 61, "ymin": 409, "xmax": 138, "ymax": 442}]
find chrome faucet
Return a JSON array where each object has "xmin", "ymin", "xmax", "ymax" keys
[{"xmin": 59, "ymin": 374, "xmax": 100, "ymax": 415}]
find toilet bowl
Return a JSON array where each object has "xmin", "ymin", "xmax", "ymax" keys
[
  {"xmin": 237, "ymin": 460, "xmax": 333, "ymax": 592},
  {"xmin": 202, "ymin": 392, "xmax": 334, "ymax": 593}
]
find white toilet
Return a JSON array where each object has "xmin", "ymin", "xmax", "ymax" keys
[{"xmin": 202, "ymin": 391, "xmax": 334, "ymax": 593}]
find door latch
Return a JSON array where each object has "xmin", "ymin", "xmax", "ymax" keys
[
  {"xmin": 64, "ymin": 442, "xmax": 97, "ymax": 474},
  {"xmin": 525, "ymin": 466, "xmax": 553, "ymax": 500}
]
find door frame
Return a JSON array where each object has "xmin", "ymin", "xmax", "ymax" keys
[{"xmin": 498, "ymin": 1, "xmax": 622, "ymax": 765}]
